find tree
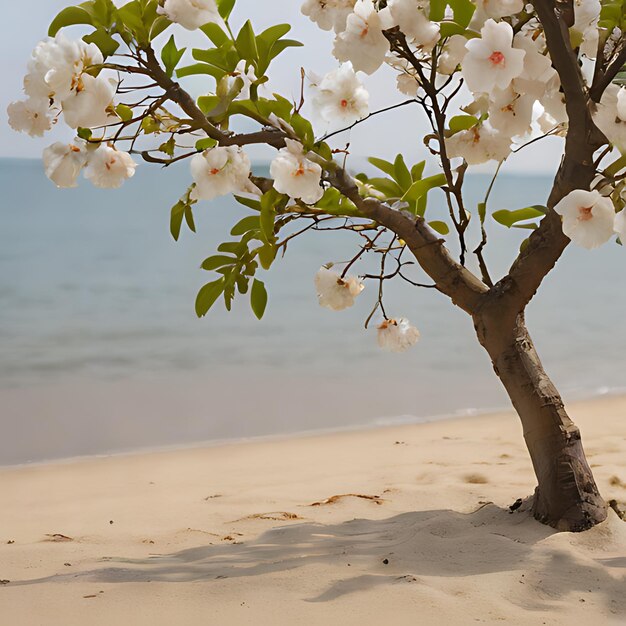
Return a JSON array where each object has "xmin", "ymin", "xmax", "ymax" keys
[{"xmin": 8, "ymin": 0, "xmax": 626, "ymax": 531}]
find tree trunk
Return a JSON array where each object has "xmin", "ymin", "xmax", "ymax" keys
[{"xmin": 474, "ymin": 312, "xmax": 607, "ymax": 532}]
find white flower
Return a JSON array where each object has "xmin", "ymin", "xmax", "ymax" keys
[
  {"xmin": 158, "ymin": 0, "xmax": 221, "ymax": 30},
  {"xmin": 61, "ymin": 74, "xmax": 117, "ymax": 129},
  {"xmin": 461, "ymin": 19, "xmax": 525, "ymax": 94},
  {"xmin": 314, "ymin": 267, "xmax": 364, "ymax": 310},
  {"xmin": 270, "ymin": 139, "xmax": 324, "ymax": 204},
  {"xmin": 386, "ymin": 0, "xmax": 439, "ymax": 51},
  {"xmin": 225, "ymin": 60, "xmax": 257, "ymax": 100},
  {"xmin": 84, "ymin": 145, "xmax": 137, "ymax": 189},
  {"xmin": 7, "ymin": 99, "xmax": 52, "ymax": 137},
  {"xmin": 301, "ymin": 0, "xmax": 356, "ymax": 33},
  {"xmin": 446, "ymin": 124, "xmax": 511, "ymax": 165},
  {"xmin": 190, "ymin": 146, "xmax": 251, "ymax": 201},
  {"xmin": 396, "ymin": 71, "xmax": 420, "ymax": 96},
  {"xmin": 572, "ymin": 0, "xmax": 600, "ymax": 56},
  {"xmin": 474, "ymin": 0, "xmax": 523, "ymax": 19},
  {"xmin": 488, "ymin": 88, "xmax": 534, "ymax": 138},
  {"xmin": 24, "ymin": 34, "xmax": 103, "ymax": 103},
  {"xmin": 438, "ymin": 34, "xmax": 467, "ymax": 75},
  {"xmin": 312, "ymin": 63, "xmax": 369, "ymax": 125},
  {"xmin": 512, "ymin": 32, "xmax": 558, "ymax": 99},
  {"xmin": 332, "ymin": 0, "xmax": 391, "ymax": 75},
  {"xmin": 42, "ymin": 141, "xmax": 89, "ymax": 188},
  {"xmin": 377, "ymin": 317, "xmax": 420, "ymax": 352},
  {"xmin": 554, "ymin": 189, "xmax": 616, "ymax": 249},
  {"xmin": 593, "ymin": 85, "xmax": 626, "ymax": 153}
]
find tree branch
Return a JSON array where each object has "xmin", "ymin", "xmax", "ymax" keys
[
  {"xmin": 484, "ymin": 0, "xmax": 605, "ymax": 321},
  {"xmin": 327, "ymin": 168, "xmax": 488, "ymax": 314}
]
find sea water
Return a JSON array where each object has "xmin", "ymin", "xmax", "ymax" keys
[{"xmin": 1, "ymin": 158, "xmax": 624, "ymax": 464}]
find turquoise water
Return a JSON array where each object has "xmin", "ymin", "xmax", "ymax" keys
[{"xmin": 1, "ymin": 158, "xmax": 624, "ymax": 464}]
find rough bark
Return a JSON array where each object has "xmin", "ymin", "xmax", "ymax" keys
[{"xmin": 474, "ymin": 311, "xmax": 607, "ymax": 531}]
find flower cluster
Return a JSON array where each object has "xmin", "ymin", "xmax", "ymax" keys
[
  {"xmin": 313, "ymin": 266, "xmax": 420, "ymax": 352},
  {"xmin": 7, "ymin": 34, "xmax": 136, "ymax": 189},
  {"xmin": 306, "ymin": 0, "xmax": 440, "ymax": 75},
  {"xmin": 42, "ymin": 141, "xmax": 136, "ymax": 189},
  {"xmin": 8, "ymin": 34, "xmax": 117, "ymax": 135}
]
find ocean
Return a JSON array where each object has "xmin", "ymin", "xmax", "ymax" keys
[{"xmin": 1, "ymin": 157, "xmax": 624, "ymax": 465}]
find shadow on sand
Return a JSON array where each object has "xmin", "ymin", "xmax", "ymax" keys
[{"xmin": 8, "ymin": 504, "xmax": 626, "ymax": 612}]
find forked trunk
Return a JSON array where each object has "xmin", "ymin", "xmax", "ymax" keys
[{"xmin": 474, "ymin": 312, "xmax": 607, "ymax": 532}]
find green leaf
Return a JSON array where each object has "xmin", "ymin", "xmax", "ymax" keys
[
  {"xmin": 197, "ymin": 95, "xmax": 221, "ymax": 114},
  {"xmin": 260, "ymin": 191, "xmax": 277, "ymax": 241},
  {"xmin": 268, "ymin": 39, "xmax": 303, "ymax": 58},
  {"xmin": 195, "ymin": 137, "xmax": 218, "ymax": 151},
  {"xmin": 115, "ymin": 104, "xmax": 133, "ymax": 122},
  {"xmin": 258, "ymin": 242, "xmax": 276, "ymax": 269},
  {"xmin": 492, "ymin": 206, "xmax": 547, "ymax": 228},
  {"xmin": 231, "ymin": 215, "xmax": 261, "ymax": 236},
  {"xmin": 439, "ymin": 22, "xmax": 467, "ymax": 38},
  {"xmin": 161, "ymin": 35, "xmax": 186, "ymax": 78},
  {"xmin": 256, "ymin": 23, "xmax": 293, "ymax": 73},
  {"xmin": 170, "ymin": 201, "xmax": 185, "ymax": 241},
  {"xmin": 216, "ymin": 0, "xmax": 236, "ymax": 20},
  {"xmin": 250, "ymin": 279, "xmax": 268, "ymax": 320},
  {"xmin": 117, "ymin": 2, "xmax": 147, "ymax": 40},
  {"xmin": 235, "ymin": 20, "xmax": 259, "ymax": 62},
  {"xmin": 184, "ymin": 204, "xmax": 196, "ymax": 232},
  {"xmin": 150, "ymin": 15, "xmax": 172, "ymax": 41},
  {"xmin": 83, "ymin": 28, "xmax": 119, "ymax": 57},
  {"xmin": 196, "ymin": 278, "xmax": 226, "ymax": 317},
  {"xmin": 402, "ymin": 173, "xmax": 447, "ymax": 202},
  {"xmin": 428, "ymin": 220, "xmax": 450, "ymax": 235},
  {"xmin": 234, "ymin": 195, "xmax": 262, "ymax": 211},
  {"xmin": 159, "ymin": 137, "xmax": 176, "ymax": 157},
  {"xmin": 368, "ymin": 177, "xmax": 403, "ymax": 198},
  {"xmin": 447, "ymin": 0, "xmax": 476, "ymax": 27},
  {"xmin": 411, "ymin": 161, "xmax": 426, "ymax": 181},
  {"xmin": 394, "ymin": 154, "xmax": 412, "ymax": 191},
  {"xmin": 478, "ymin": 201, "xmax": 487, "ymax": 224},
  {"xmin": 49, "ymin": 6, "xmax": 93, "ymax": 36},
  {"xmin": 201, "ymin": 254, "xmax": 236, "ymax": 270},
  {"xmin": 449, "ymin": 114, "xmax": 479, "ymax": 133},
  {"xmin": 77, "ymin": 127, "xmax": 92, "ymax": 140},
  {"xmin": 429, "ymin": 0, "xmax": 447, "ymax": 21},
  {"xmin": 200, "ymin": 22, "xmax": 230, "ymax": 46},
  {"xmin": 367, "ymin": 157, "xmax": 396, "ymax": 178},
  {"xmin": 141, "ymin": 116, "xmax": 160, "ymax": 134},
  {"xmin": 177, "ymin": 63, "xmax": 225, "ymax": 80},
  {"xmin": 290, "ymin": 113, "xmax": 314, "ymax": 148},
  {"xmin": 257, "ymin": 23, "xmax": 291, "ymax": 47}
]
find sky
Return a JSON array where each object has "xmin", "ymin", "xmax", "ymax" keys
[{"xmin": 0, "ymin": 0, "xmax": 564, "ymax": 174}]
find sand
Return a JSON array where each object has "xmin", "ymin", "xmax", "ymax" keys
[{"xmin": 0, "ymin": 395, "xmax": 625, "ymax": 625}]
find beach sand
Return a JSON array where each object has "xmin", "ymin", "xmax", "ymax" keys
[{"xmin": 0, "ymin": 395, "xmax": 625, "ymax": 625}]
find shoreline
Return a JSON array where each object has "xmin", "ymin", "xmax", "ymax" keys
[{"xmin": 2, "ymin": 385, "xmax": 626, "ymax": 471}]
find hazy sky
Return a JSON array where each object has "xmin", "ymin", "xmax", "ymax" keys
[{"xmin": 1, "ymin": 0, "xmax": 563, "ymax": 174}]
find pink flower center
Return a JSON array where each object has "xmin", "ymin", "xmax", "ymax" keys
[
  {"xmin": 295, "ymin": 164, "xmax": 305, "ymax": 177},
  {"xmin": 489, "ymin": 51, "xmax": 505, "ymax": 66},
  {"xmin": 578, "ymin": 206, "xmax": 593, "ymax": 221},
  {"xmin": 340, "ymin": 99, "xmax": 348, "ymax": 108},
  {"xmin": 210, "ymin": 168, "xmax": 220, "ymax": 175}
]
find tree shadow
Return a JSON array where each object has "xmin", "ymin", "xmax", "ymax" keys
[{"xmin": 8, "ymin": 504, "xmax": 626, "ymax": 612}]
